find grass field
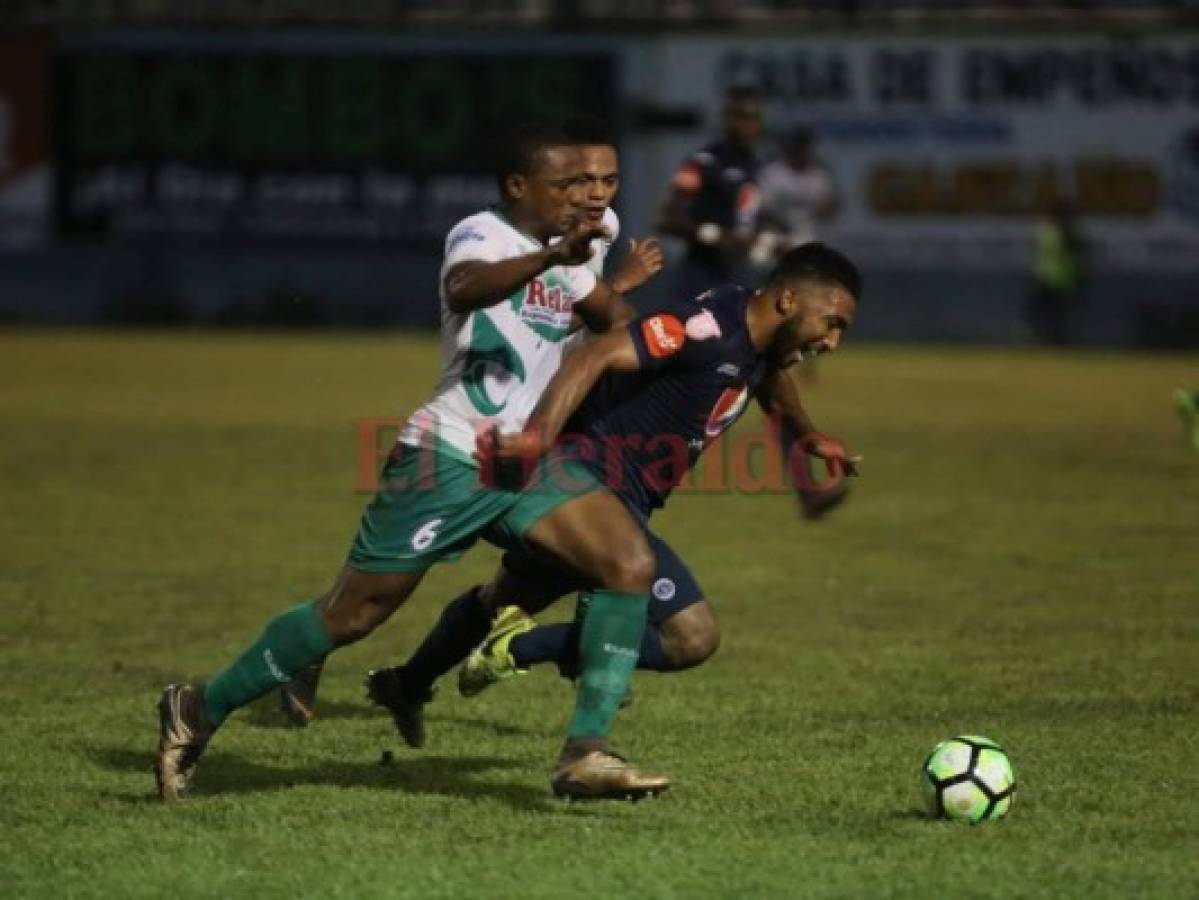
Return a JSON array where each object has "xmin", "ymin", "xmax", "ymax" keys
[{"xmin": 1, "ymin": 329, "xmax": 1196, "ymax": 899}]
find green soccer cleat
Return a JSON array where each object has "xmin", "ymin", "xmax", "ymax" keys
[
  {"xmin": 457, "ymin": 605, "xmax": 536, "ymax": 698},
  {"xmin": 1175, "ymin": 389, "xmax": 1199, "ymax": 452}
]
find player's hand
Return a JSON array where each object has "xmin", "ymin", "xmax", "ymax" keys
[
  {"xmin": 549, "ymin": 217, "xmax": 610, "ymax": 267},
  {"xmin": 611, "ymin": 237, "xmax": 664, "ymax": 294},
  {"xmin": 475, "ymin": 425, "xmax": 545, "ymax": 489},
  {"xmin": 789, "ymin": 432, "xmax": 860, "ymax": 521},
  {"xmin": 801, "ymin": 432, "xmax": 860, "ymax": 478}
]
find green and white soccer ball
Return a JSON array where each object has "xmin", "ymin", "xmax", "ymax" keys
[{"xmin": 921, "ymin": 735, "xmax": 1016, "ymax": 824}]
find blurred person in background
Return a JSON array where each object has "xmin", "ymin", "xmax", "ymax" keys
[
  {"xmin": 1026, "ymin": 200, "xmax": 1086, "ymax": 346},
  {"xmin": 751, "ymin": 125, "xmax": 840, "ymax": 269},
  {"xmin": 658, "ymin": 84, "xmax": 765, "ymax": 298}
]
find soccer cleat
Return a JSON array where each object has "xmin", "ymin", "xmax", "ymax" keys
[
  {"xmin": 280, "ymin": 661, "xmax": 323, "ymax": 727},
  {"xmin": 155, "ymin": 683, "xmax": 214, "ymax": 802},
  {"xmin": 1175, "ymin": 389, "xmax": 1199, "ymax": 452},
  {"xmin": 364, "ymin": 666, "xmax": 432, "ymax": 749},
  {"xmin": 457, "ymin": 605, "xmax": 536, "ymax": 698},
  {"xmin": 551, "ymin": 750, "xmax": 671, "ymax": 801}
]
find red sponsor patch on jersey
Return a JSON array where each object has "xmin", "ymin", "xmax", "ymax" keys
[
  {"xmin": 642, "ymin": 314, "xmax": 686, "ymax": 358},
  {"xmin": 672, "ymin": 162, "xmax": 703, "ymax": 193}
]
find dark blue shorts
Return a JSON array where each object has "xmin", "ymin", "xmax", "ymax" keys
[
  {"xmin": 501, "ymin": 529, "xmax": 705, "ymax": 625},
  {"xmin": 642, "ymin": 531, "xmax": 705, "ymax": 625}
]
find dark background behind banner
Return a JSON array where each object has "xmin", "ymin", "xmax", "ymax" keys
[{"xmin": 54, "ymin": 50, "xmax": 616, "ymax": 245}]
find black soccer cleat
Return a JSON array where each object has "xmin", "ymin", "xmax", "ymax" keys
[
  {"xmin": 280, "ymin": 661, "xmax": 324, "ymax": 727},
  {"xmin": 364, "ymin": 666, "xmax": 433, "ymax": 749},
  {"xmin": 155, "ymin": 683, "xmax": 214, "ymax": 802}
]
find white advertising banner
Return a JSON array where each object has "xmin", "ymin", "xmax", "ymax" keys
[{"xmin": 645, "ymin": 35, "xmax": 1199, "ymax": 270}]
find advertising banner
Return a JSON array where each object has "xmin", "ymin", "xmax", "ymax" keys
[
  {"xmin": 650, "ymin": 36, "xmax": 1199, "ymax": 269},
  {"xmin": 53, "ymin": 43, "xmax": 615, "ymax": 244}
]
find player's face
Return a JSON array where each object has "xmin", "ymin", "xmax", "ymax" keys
[
  {"xmin": 723, "ymin": 99, "xmax": 764, "ymax": 150},
  {"xmin": 512, "ymin": 145, "xmax": 585, "ymax": 237},
  {"xmin": 771, "ymin": 284, "xmax": 855, "ymax": 368},
  {"xmin": 576, "ymin": 145, "xmax": 620, "ymax": 225}
]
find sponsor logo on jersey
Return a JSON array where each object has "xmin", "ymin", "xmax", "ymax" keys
[
  {"xmin": 685, "ymin": 309, "xmax": 722, "ymax": 341},
  {"xmin": 652, "ymin": 578, "xmax": 677, "ymax": 601},
  {"xmin": 642, "ymin": 314, "xmax": 686, "ymax": 358},
  {"xmin": 519, "ymin": 277, "xmax": 573, "ymax": 329},
  {"xmin": 446, "ymin": 226, "xmax": 486, "ymax": 254},
  {"xmin": 717, "ymin": 362, "xmax": 740, "ymax": 377},
  {"xmin": 704, "ymin": 385, "xmax": 750, "ymax": 439},
  {"xmin": 524, "ymin": 278, "xmax": 571, "ymax": 313}
]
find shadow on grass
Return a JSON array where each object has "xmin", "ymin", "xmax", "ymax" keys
[
  {"xmin": 241, "ymin": 695, "xmax": 378, "ymax": 730},
  {"xmin": 90, "ymin": 745, "xmax": 554, "ymax": 811},
  {"xmin": 237, "ymin": 694, "xmax": 547, "ymax": 740}
]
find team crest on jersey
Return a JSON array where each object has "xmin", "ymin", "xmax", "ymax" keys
[
  {"xmin": 652, "ymin": 578, "xmax": 677, "ymax": 601},
  {"xmin": 704, "ymin": 385, "xmax": 750, "ymax": 439},
  {"xmin": 642, "ymin": 314, "xmax": 685, "ymax": 358},
  {"xmin": 685, "ymin": 310, "xmax": 722, "ymax": 341}
]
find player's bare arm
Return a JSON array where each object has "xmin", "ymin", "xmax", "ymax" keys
[
  {"xmin": 573, "ymin": 279, "xmax": 636, "ymax": 333},
  {"xmin": 485, "ymin": 328, "xmax": 641, "ymax": 463},
  {"xmin": 570, "ymin": 238, "xmax": 663, "ymax": 334},
  {"xmin": 755, "ymin": 368, "xmax": 857, "ymax": 474},
  {"xmin": 444, "ymin": 218, "xmax": 606, "ymax": 314}
]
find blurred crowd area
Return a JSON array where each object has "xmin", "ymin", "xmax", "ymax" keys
[
  {"xmin": 1, "ymin": 2, "xmax": 1198, "ymax": 346},
  {"xmin": 6, "ymin": 0, "xmax": 1199, "ymax": 27}
]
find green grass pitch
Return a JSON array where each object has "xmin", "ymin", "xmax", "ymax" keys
[{"xmin": 1, "ymin": 330, "xmax": 1196, "ymax": 898}]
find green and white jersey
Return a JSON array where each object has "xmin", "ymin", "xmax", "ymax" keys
[{"xmin": 399, "ymin": 209, "xmax": 599, "ymax": 461}]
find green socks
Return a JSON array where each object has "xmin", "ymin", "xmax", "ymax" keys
[
  {"xmin": 201, "ymin": 601, "xmax": 334, "ymax": 727},
  {"xmin": 567, "ymin": 589, "xmax": 648, "ymax": 740}
]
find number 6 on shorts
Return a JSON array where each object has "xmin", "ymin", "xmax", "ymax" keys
[{"xmin": 411, "ymin": 518, "xmax": 443, "ymax": 551}]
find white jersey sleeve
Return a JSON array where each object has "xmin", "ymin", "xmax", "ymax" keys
[
  {"xmin": 441, "ymin": 214, "xmax": 509, "ymax": 282},
  {"xmin": 401, "ymin": 209, "xmax": 601, "ymax": 461}
]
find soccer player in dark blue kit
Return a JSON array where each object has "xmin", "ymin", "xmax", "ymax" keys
[
  {"xmin": 658, "ymin": 84, "xmax": 766, "ymax": 299},
  {"xmin": 366, "ymin": 242, "xmax": 860, "ymax": 797}
]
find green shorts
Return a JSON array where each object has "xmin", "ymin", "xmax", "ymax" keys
[{"xmin": 348, "ymin": 442, "xmax": 602, "ymax": 573}]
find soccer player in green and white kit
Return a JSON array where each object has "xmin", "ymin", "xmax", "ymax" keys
[
  {"xmin": 278, "ymin": 117, "xmax": 665, "ymax": 726},
  {"xmin": 155, "ymin": 123, "xmax": 670, "ymax": 802}
]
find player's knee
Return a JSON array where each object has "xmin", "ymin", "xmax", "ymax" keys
[
  {"xmin": 604, "ymin": 536, "xmax": 655, "ymax": 593},
  {"xmin": 668, "ymin": 621, "xmax": 720, "ymax": 668},
  {"xmin": 662, "ymin": 602, "xmax": 720, "ymax": 669}
]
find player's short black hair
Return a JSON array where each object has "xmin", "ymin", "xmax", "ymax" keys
[
  {"xmin": 563, "ymin": 115, "xmax": 616, "ymax": 149},
  {"xmin": 767, "ymin": 242, "xmax": 862, "ymax": 301},
  {"xmin": 494, "ymin": 121, "xmax": 573, "ymax": 198}
]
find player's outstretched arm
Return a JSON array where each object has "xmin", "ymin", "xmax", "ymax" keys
[
  {"xmin": 444, "ymin": 219, "xmax": 608, "ymax": 315},
  {"xmin": 755, "ymin": 369, "xmax": 859, "ymax": 520},
  {"xmin": 574, "ymin": 280, "xmax": 636, "ymax": 334},
  {"xmin": 488, "ymin": 329, "xmax": 641, "ymax": 464}
]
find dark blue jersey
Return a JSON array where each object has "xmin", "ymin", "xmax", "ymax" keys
[
  {"xmin": 561, "ymin": 284, "xmax": 770, "ymax": 516},
  {"xmin": 671, "ymin": 139, "xmax": 762, "ymax": 270}
]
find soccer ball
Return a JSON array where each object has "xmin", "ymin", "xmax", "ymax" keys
[{"xmin": 921, "ymin": 735, "xmax": 1016, "ymax": 824}]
